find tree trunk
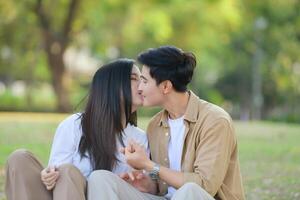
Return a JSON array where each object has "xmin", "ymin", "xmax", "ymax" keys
[
  {"xmin": 43, "ymin": 33, "xmax": 71, "ymax": 112},
  {"xmin": 47, "ymin": 49, "xmax": 71, "ymax": 112},
  {"xmin": 34, "ymin": 0, "xmax": 80, "ymax": 112}
]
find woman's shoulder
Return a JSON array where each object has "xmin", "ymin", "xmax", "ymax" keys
[
  {"xmin": 124, "ymin": 123, "xmax": 147, "ymax": 140},
  {"xmin": 55, "ymin": 113, "xmax": 82, "ymax": 137},
  {"xmin": 58, "ymin": 113, "xmax": 82, "ymax": 127}
]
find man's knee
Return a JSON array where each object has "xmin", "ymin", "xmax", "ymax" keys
[
  {"xmin": 88, "ymin": 170, "xmax": 121, "ymax": 190},
  {"xmin": 88, "ymin": 170, "xmax": 115, "ymax": 184},
  {"xmin": 175, "ymin": 182, "xmax": 214, "ymax": 200},
  {"xmin": 179, "ymin": 182, "xmax": 202, "ymax": 192}
]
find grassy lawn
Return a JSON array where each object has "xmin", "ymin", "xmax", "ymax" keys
[{"xmin": 0, "ymin": 112, "xmax": 300, "ymax": 200}]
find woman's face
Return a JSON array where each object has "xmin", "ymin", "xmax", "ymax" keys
[{"xmin": 131, "ymin": 65, "xmax": 143, "ymax": 112}]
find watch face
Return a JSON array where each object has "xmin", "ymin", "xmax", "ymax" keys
[{"xmin": 149, "ymin": 173, "xmax": 158, "ymax": 180}]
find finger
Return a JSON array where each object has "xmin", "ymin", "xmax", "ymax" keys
[
  {"xmin": 49, "ymin": 166, "xmax": 56, "ymax": 173},
  {"xmin": 42, "ymin": 171, "xmax": 57, "ymax": 181},
  {"xmin": 41, "ymin": 167, "xmax": 50, "ymax": 177},
  {"xmin": 125, "ymin": 144, "xmax": 134, "ymax": 153},
  {"xmin": 127, "ymin": 140, "xmax": 136, "ymax": 153},
  {"xmin": 119, "ymin": 173, "xmax": 128, "ymax": 179},
  {"xmin": 128, "ymin": 172, "xmax": 135, "ymax": 181},
  {"xmin": 124, "ymin": 146, "xmax": 132, "ymax": 156},
  {"xmin": 43, "ymin": 172, "xmax": 59, "ymax": 183},
  {"xmin": 42, "ymin": 169, "xmax": 58, "ymax": 180},
  {"xmin": 136, "ymin": 172, "xmax": 145, "ymax": 180},
  {"xmin": 44, "ymin": 177, "xmax": 55, "ymax": 187},
  {"xmin": 43, "ymin": 177, "xmax": 58, "ymax": 187},
  {"xmin": 133, "ymin": 170, "xmax": 145, "ymax": 180},
  {"xmin": 46, "ymin": 181, "xmax": 56, "ymax": 190},
  {"xmin": 48, "ymin": 172, "xmax": 59, "ymax": 184},
  {"xmin": 131, "ymin": 140, "xmax": 142, "ymax": 150}
]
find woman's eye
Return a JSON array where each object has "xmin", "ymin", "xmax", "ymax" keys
[{"xmin": 131, "ymin": 77, "xmax": 140, "ymax": 82}]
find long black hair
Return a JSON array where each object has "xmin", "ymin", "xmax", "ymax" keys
[{"xmin": 79, "ymin": 58, "xmax": 137, "ymax": 171}]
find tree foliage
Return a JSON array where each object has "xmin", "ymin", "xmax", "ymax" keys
[{"xmin": 0, "ymin": 0, "xmax": 299, "ymax": 121}]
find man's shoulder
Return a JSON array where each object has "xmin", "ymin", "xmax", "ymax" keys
[{"xmin": 197, "ymin": 98, "xmax": 232, "ymax": 125}]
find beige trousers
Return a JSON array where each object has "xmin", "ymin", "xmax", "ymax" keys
[
  {"xmin": 87, "ymin": 170, "xmax": 214, "ymax": 200},
  {"xmin": 5, "ymin": 149, "xmax": 86, "ymax": 200}
]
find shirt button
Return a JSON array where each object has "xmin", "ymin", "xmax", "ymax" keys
[
  {"xmin": 164, "ymin": 158, "xmax": 168, "ymax": 162},
  {"xmin": 165, "ymin": 132, "xmax": 169, "ymax": 136}
]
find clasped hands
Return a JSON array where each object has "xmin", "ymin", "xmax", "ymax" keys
[
  {"xmin": 39, "ymin": 140, "xmax": 156, "ymax": 192},
  {"xmin": 40, "ymin": 166, "xmax": 59, "ymax": 190},
  {"xmin": 119, "ymin": 140, "xmax": 157, "ymax": 194}
]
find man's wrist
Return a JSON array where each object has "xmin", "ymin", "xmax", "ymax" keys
[
  {"xmin": 145, "ymin": 160, "xmax": 155, "ymax": 171},
  {"xmin": 147, "ymin": 162, "xmax": 160, "ymax": 181}
]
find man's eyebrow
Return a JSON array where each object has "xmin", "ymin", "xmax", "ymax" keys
[{"xmin": 140, "ymin": 75, "xmax": 147, "ymax": 80}]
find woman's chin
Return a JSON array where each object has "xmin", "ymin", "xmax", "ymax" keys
[{"xmin": 131, "ymin": 104, "xmax": 141, "ymax": 112}]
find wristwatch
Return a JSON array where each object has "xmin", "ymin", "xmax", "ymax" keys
[{"xmin": 148, "ymin": 163, "xmax": 160, "ymax": 180}]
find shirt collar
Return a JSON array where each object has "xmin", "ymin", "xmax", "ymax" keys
[{"xmin": 158, "ymin": 91, "xmax": 199, "ymax": 127}]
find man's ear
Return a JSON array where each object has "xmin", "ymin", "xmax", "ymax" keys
[{"xmin": 160, "ymin": 80, "xmax": 173, "ymax": 94}]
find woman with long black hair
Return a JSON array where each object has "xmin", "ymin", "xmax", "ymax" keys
[{"xmin": 5, "ymin": 58, "xmax": 147, "ymax": 200}]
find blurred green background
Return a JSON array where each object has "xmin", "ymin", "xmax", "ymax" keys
[
  {"xmin": 0, "ymin": 0, "xmax": 300, "ymax": 199},
  {"xmin": 0, "ymin": 0, "xmax": 299, "ymax": 122}
]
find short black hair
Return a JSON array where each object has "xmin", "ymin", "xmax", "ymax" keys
[{"xmin": 137, "ymin": 45, "xmax": 196, "ymax": 92}]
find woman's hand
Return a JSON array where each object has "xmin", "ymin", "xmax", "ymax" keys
[
  {"xmin": 119, "ymin": 170, "xmax": 157, "ymax": 194},
  {"xmin": 41, "ymin": 166, "xmax": 59, "ymax": 190}
]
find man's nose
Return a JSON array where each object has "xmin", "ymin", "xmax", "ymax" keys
[{"xmin": 138, "ymin": 83, "xmax": 143, "ymax": 94}]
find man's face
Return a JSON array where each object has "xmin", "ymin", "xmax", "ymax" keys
[{"xmin": 138, "ymin": 65, "xmax": 165, "ymax": 107}]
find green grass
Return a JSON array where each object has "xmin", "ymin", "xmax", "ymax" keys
[{"xmin": 0, "ymin": 113, "xmax": 300, "ymax": 200}]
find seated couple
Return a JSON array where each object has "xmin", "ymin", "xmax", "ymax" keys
[{"xmin": 5, "ymin": 46, "xmax": 245, "ymax": 200}]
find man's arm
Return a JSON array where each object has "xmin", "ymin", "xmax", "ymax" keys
[{"xmin": 125, "ymin": 118, "xmax": 235, "ymax": 196}]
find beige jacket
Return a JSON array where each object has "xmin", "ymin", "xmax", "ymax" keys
[{"xmin": 147, "ymin": 91, "xmax": 245, "ymax": 200}]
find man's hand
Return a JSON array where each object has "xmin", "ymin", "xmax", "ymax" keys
[
  {"xmin": 122, "ymin": 140, "xmax": 154, "ymax": 170},
  {"xmin": 41, "ymin": 166, "xmax": 59, "ymax": 190},
  {"xmin": 119, "ymin": 170, "xmax": 157, "ymax": 194}
]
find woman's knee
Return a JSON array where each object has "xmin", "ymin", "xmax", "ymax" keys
[
  {"xmin": 54, "ymin": 164, "xmax": 86, "ymax": 193},
  {"xmin": 6, "ymin": 149, "xmax": 32, "ymax": 167},
  {"xmin": 57, "ymin": 163, "xmax": 83, "ymax": 178}
]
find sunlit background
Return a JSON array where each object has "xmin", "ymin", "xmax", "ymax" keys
[{"xmin": 0, "ymin": 0, "xmax": 299, "ymax": 199}]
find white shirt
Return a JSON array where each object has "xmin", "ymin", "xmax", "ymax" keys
[
  {"xmin": 166, "ymin": 116, "xmax": 185, "ymax": 198},
  {"xmin": 48, "ymin": 113, "xmax": 148, "ymax": 178}
]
